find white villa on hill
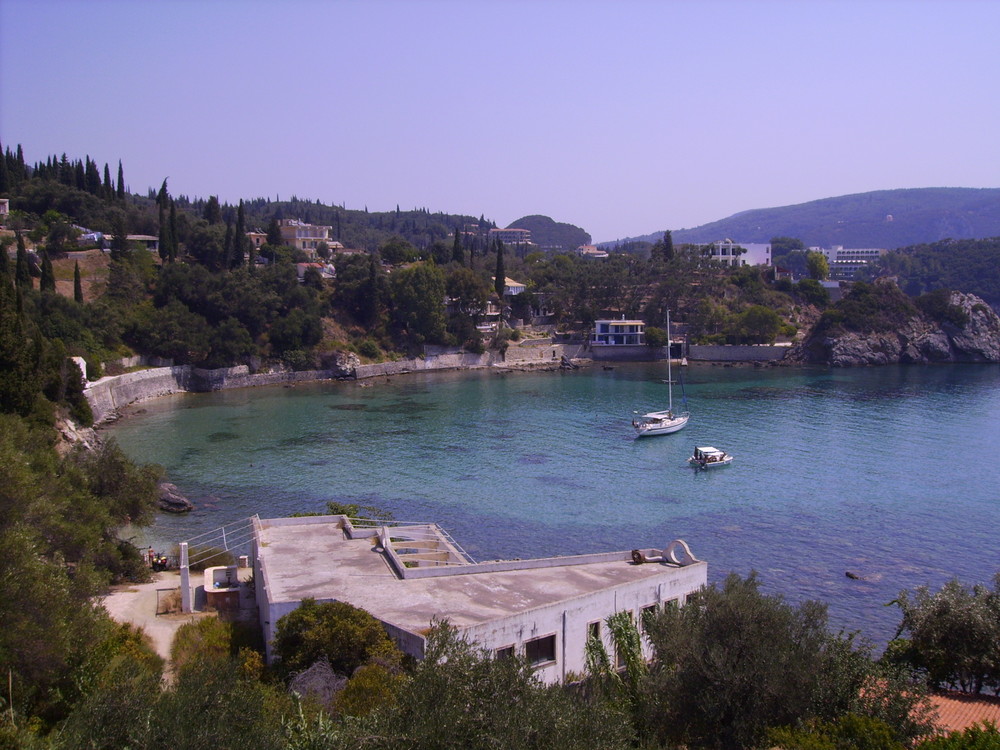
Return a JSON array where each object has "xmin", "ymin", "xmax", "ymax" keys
[{"xmin": 250, "ymin": 515, "xmax": 707, "ymax": 684}]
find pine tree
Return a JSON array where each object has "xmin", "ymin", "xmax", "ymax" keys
[
  {"xmin": 494, "ymin": 239, "xmax": 505, "ymax": 298},
  {"xmin": 116, "ymin": 160, "xmax": 125, "ymax": 200},
  {"xmin": 74, "ymin": 261, "xmax": 83, "ymax": 303},
  {"xmin": 452, "ymin": 226, "xmax": 464, "ymax": 265},
  {"xmin": 39, "ymin": 252, "xmax": 55, "ymax": 292}
]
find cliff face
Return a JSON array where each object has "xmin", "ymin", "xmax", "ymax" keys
[{"xmin": 791, "ymin": 292, "xmax": 1000, "ymax": 367}]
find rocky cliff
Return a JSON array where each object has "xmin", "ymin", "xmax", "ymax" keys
[{"xmin": 789, "ymin": 291, "xmax": 1000, "ymax": 367}]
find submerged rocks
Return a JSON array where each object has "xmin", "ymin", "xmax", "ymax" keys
[
  {"xmin": 791, "ymin": 291, "xmax": 1000, "ymax": 367},
  {"xmin": 159, "ymin": 482, "xmax": 194, "ymax": 513}
]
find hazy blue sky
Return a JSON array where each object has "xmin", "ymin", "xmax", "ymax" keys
[{"xmin": 2, "ymin": 0, "xmax": 998, "ymax": 242}]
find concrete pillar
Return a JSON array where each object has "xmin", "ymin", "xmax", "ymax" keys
[{"xmin": 180, "ymin": 542, "xmax": 192, "ymax": 613}]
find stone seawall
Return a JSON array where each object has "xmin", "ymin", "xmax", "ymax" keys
[
  {"xmin": 355, "ymin": 352, "xmax": 495, "ymax": 379},
  {"xmin": 86, "ymin": 351, "xmax": 516, "ymax": 424},
  {"xmin": 687, "ymin": 344, "xmax": 789, "ymax": 362}
]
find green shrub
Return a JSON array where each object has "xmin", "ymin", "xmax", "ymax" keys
[
  {"xmin": 357, "ymin": 338, "xmax": 380, "ymax": 359},
  {"xmin": 272, "ymin": 598, "xmax": 403, "ymax": 679},
  {"xmin": 915, "ymin": 288, "xmax": 969, "ymax": 328}
]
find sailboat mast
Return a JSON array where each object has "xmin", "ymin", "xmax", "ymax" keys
[{"xmin": 666, "ymin": 309, "xmax": 673, "ymax": 412}]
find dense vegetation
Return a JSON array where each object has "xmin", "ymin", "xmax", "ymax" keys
[
  {"xmin": 862, "ymin": 237, "xmax": 1000, "ymax": 308},
  {"xmin": 508, "ymin": 214, "xmax": 592, "ymax": 251},
  {"xmin": 4, "ymin": 143, "xmax": 1000, "ymax": 746},
  {"xmin": 8, "ymin": 558, "xmax": 1000, "ymax": 748}
]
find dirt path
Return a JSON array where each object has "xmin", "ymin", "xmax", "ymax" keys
[{"xmin": 100, "ymin": 572, "xmax": 211, "ymax": 661}]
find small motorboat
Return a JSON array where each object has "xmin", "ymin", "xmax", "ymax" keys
[{"xmin": 688, "ymin": 446, "xmax": 733, "ymax": 469}]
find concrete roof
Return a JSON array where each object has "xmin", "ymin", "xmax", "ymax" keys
[{"xmin": 256, "ymin": 517, "xmax": 696, "ymax": 635}]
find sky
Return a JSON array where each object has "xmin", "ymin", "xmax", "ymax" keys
[{"xmin": 2, "ymin": 0, "xmax": 999, "ymax": 243}]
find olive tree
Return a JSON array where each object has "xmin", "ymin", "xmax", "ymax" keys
[{"xmin": 888, "ymin": 575, "xmax": 1000, "ymax": 695}]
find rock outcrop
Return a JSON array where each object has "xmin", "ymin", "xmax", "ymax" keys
[
  {"xmin": 158, "ymin": 482, "xmax": 195, "ymax": 513},
  {"xmin": 789, "ymin": 291, "xmax": 1000, "ymax": 367}
]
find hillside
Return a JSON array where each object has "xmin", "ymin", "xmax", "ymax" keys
[
  {"xmin": 507, "ymin": 215, "xmax": 591, "ymax": 251},
  {"xmin": 608, "ymin": 188, "xmax": 1000, "ymax": 249}
]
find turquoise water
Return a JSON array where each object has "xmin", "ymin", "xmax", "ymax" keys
[{"xmin": 106, "ymin": 363, "xmax": 1000, "ymax": 644}]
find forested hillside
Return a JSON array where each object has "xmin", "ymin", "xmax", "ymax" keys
[
  {"xmin": 507, "ymin": 214, "xmax": 591, "ymax": 251},
  {"xmin": 863, "ymin": 237, "xmax": 1000, "ymax": 307},
  {"xmin": 612, "ymin": 188, "xmax": 1000, "ymax": 249}
]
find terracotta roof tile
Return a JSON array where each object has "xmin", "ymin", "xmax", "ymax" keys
[{"xmin": 929, "ymin": 691, "xmax": 1000, "ymax": 733}]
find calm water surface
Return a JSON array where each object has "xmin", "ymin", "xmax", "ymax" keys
[{"xmin": 106, "ymin": 363, "xmax": 1000, "ymax": 645}]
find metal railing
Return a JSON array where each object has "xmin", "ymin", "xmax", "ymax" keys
[{"xmin": 181, "ymin": 515, "xmax": 259, "ymax": 569}]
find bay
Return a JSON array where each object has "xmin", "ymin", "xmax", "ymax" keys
[{"xmin": 106, "ymin": 363, "xmax": 1000, "ymax": 645}]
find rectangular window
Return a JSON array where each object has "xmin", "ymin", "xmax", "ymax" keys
[
  {"xmin": 495, "ymin": 645, "xmax": 514, "ymax": 660},
  {"xmin": 524, "ymin": 634, "xmax": 557, "ymax": 667},
  {"xmin": 587, "ymin": 621, "xmax": 601, "ymax": 642}
]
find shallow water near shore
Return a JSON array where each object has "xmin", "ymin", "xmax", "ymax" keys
[{"xmin": 107, "ymin": 362, "xmax": 1000, "ymax": 645}]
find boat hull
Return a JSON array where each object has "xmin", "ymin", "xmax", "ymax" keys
[{"xmin": 634, "ymin": 412, "xmax": 689, "ymax": 437}]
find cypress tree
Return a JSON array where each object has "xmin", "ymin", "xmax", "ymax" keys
[
  {"xmin": 168, "ymin": 199, "xmax": 178, "ymax": 262},
  {"xmin": 15, "ymin": 233, "xmax": 32, "ymax": 290},
  {"xmin": 74, "ymin": 160, "xmax": 85, "ymax": 190},
  {"xmin": 235, "ymin": 200, "xmax": 249, "ymax": 269},
  {"xmin": 15, "ymin": 144, "xmax": 25, "ymax": 184},
  {"xmin": 0, "ymin": 239, "xmax": 8, "ymax": 277},
  {"xmin": 157, "ymin": 179, "xmax": 169, "ymax": 262},
  {"xmin": 223, "ymin": 220, "xmax": 234, "ymax": 269},
  {"xmin": 203, "ymin": 195, "xmax": 222, "ymax": 225},
  {"xmin": 103, "ymin": 163, "xmax": 113, "ymax": 200},
  {"xmin": 663, "ymin": 230, "xmax": 675, "ymax": 262},
  {"xmin": 74, "ymin": 261, "xmax": 83, "ymax": 303},
  {"xmin": 494, "ymin": 239, "xmax": 505, "ymax": 298},
  {"xmin": 116, "ymin": 160, "xmax": 125, "ymax": 200},
  {"xmin": 452, "ymin": 226, "xmax": 464, "ymax": 265},
  {"xmin": 84, "ymin": 156, "xmax": 101, "ymax": 195},
  {"xmin": 0, "ymin": 145, "xmax": 9, "ymax": 194},
  {"xmin": 266, "ymin": 217, "xmax": 282, "ymax": 246},
  {"xmin": 40, "ymin": 252, "xmax": 56, "ymax": 292}
]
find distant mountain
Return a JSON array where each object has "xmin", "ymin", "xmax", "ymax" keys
[
  {"xmin": 605, "ymin": 188, "xmax": 1000, "ymax": 249},
  {"xmin": 508, "ymin": 215, "xmax": 591, "ymax": 251}
]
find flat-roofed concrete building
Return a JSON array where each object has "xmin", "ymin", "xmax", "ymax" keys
[{"xmin": 251, "ymin": 515, "xmax": 706, "ymax": 684}]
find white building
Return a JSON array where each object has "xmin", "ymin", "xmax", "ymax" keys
[
  {"xmin": 703, "ymin": 239, "xmax": 771, "ymax": 267},
  {"xmin": 592, "ymin": 318, "xmax": 645, "ymax": 346},
  {"xmin": 251, "ymin": 515, "xmax": 707, "ymax": 684},
  {"xmin": 489, "ymin": 227, "xmax": 533, "ymax": 246},
  {"xmin": 812, "ymin": 246, "xmax": 886, "ymax": 279}
]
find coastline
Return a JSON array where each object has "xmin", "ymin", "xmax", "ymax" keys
[{"xmin": 85, "ymin": 345, "xmax": 591, "ymax": 426}]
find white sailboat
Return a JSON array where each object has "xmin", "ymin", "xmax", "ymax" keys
[{"xmin": 633, "ymin": 310, "xmax": 689, "ymax": 437}]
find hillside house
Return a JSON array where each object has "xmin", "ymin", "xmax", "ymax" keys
[
  {"xmin": 278, "ymin": 219, "xmax": 332, "ymax": 259},
  {"xmin": 250, "ymin": 515, "xmax": 707, "ymax": 685}
]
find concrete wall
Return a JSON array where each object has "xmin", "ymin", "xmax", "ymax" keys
[
  {"xmin": 86, "ymin": 344, "xmax": 593, "ymax": 424},
  {"xmin": 591, "ymin": 345, "xmax": 664, "ymax": 362},
  {"xmin": 687, "ymin": 344, "xmax": 789, "ymax": 362},
  {"xmin": 85, "ymin": 364, "xmax": 345, "ymax": 423},
  {"xmin": 502, "ymin": 342, "xmax": 586, "ymax": 364},
  {"xmin": 355, "ymin": 352, "xmax": 494, "ymax": 379},
  {"xmin": 461, "ymin": 561, "xmax": 707, "ymax": 684}
]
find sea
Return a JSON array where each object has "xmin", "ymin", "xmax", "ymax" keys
[{"xmin": 105, "ymin": 362, "xmax": 1000, "ymax": 646}]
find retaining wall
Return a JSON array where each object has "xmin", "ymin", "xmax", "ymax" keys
[
  {"xmin": 687, "ymin": 344, "xmax": 789, "ymax": 362},
  {"xmin": 86, "ymin": 351, "xmax": 519, "ymax": 423}
]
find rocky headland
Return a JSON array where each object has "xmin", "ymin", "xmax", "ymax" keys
[{"xmin": 788, "ymin": 290, "xmax": 1000, "ymax": 367}]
